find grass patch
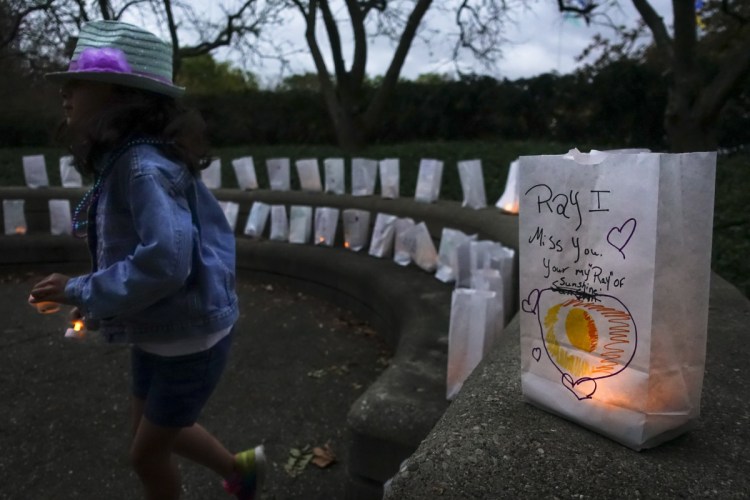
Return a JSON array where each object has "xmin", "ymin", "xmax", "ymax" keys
[{"xmin": 0, "ymin": 142, "xmax": 747, "ymax": 297}]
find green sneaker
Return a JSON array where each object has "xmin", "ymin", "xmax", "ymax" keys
[{"xmin": 222, "ymin": 445, "xmax": 266, "ymax": 500}]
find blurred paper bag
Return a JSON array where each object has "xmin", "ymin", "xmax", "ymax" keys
[
  {"xmin": 23, "ymin": 155, "xmax": 49, "ymax": 188},
  {"xmin": 342, "ymin": 209, "xmax": 370, "ymax": 251},
  {"xmin": 269, "ymin": 205, "xmax": 289, "ymax": 241},
  {"xmin": 295, "ymin": 158, "xmax": 323, "ymax": 192},
  {"xmin": 244, "ymin": 202, "xmax": 270, "ymax": 238},
  {"xmin": 435, "ymin": 228, "xmax": 477, "ymax": 283},
  {"xmin": 457, "ymin": 159, "xmax": 487, "ymax": 209},
  {"xmin": 314, "ymin": 207, "xmax": 339, "ymax": 246},
  {"xmin": 402, "ymin": 222, "xmax": 438, "ymax": 272},
  {"xmin": 351, "ymin": 158, "xmax": 378, "ymax": 196},
  {"xmin": 393, "ymin": 217, "xmax": 415, "ymax": 267},
  {"xmin": 202, "ymin": 159, "xmax": 222, "ymax": 189},
  {"xmin": 218, "ymin": 201, "xmax": 239, "ymax": 231},
  {"xmin": 324, "ymin": 158, "xmax": 345, "ymax": 194},
  {"xmin": 414, "ymin": 158, "xmax": 443, "ymax": 203},
  {"xmin": 379, "ymin": 159, "xmax": 400, "ymax": 199},
  {"xmin": 59, "ymin": 156, "xmax": 83, "ymax": 187},
  {"xmin": 519, "ymin": 149, "xmax": 716, "ymax": 450},
  {"xmin": 3, "ymin": 200, "xmax": 27, "ymax": 235},
  {"xmin": 232, "ymin": 157, "xmax": 258, "ymax": 190},
  {"xmin": 368, "ymin": 213, "xmax": 397, "ymax": 258},
  {"xmin": 49, "ymin": 199, "xmax": 72, "ymax": 236},
  {"xmin": 267, "ymin": 158, "xmax": 291, "ymax": 191},
  {"xmin": 446, "ymin": 289, "xmax": 503, "ymax": 400},
  {"xmin": 495, "ymin": 159, "xmax": 519, "ymax": 213},
  {"xmin": 289, "ymin": 205, "xmax": 313, "ymax": 244}
]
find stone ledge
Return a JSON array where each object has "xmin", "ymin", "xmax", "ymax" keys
[
  {"xmin": 383, "ymin": 273, "xmax": 750, "ymax": 499},
  {"xmin": 0, "ymin": 187, "xmax": 521, "ymax": 500}
]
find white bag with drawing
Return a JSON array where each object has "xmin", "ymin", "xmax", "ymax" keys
[
  {"xmin": 266, "ymin": 158, "xmax": 291, "ymax": 191},
  {"xmin": 244, "ymin": 202, "xmax": 270, "ymax": 238},
  {"xmin": 269, "ymin": 205, "xmax": 289, "ymax": 241},
  {"xmin": 295, "ymin": 158, "xmax": 323, "ymax": 192},
  {"xmin": 324, "ymin": 158, "xmax": 345, "ymax": 194},
  {"xmin": 351, "ymin": 158, "xmax": 378, "ymax": 196},
  {"xmin": 342, "ymin": 209, "xmax": 370, "ymax": 251},
  {"xmin": 414, "ymin": 158, "xmax": 443, "ymax": 203},
  {"xmin": 368, "ymin": 213, "xmax": 397, "ymax": 258},
  {"xmin": 232, "ymin": 157, "xmax": 258, "ymax": 190},
  {"xmin": 519, "ymin": 149, "xmax": 716, "ymax": 450},
  {"xmin": 446, "ymin": 288, "xmax": 503, "ymax": 400},
  {"xmin": 379, "ymin": 159, "xmax": 400, "ymax": 199},
  {"xmin": 314, "ymin": 207, "xmax": 339, "ymax": 246},
  {"xmin": 458, "ymin": 159, "xmax": 487, "ymax": 209}
]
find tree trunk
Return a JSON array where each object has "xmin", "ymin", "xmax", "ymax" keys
[{"xmin": 332, "ymin": 106, "xmax": 369, "ymax": 153}]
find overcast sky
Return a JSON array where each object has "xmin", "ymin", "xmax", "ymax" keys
[{"xmin": 128, "ymin": 0, "xmax": 674, "ymax": 85}]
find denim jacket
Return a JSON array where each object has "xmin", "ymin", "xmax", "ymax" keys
[{"xmin": 65, "ymin": 142, "xmax": 239, "ymax": 343}]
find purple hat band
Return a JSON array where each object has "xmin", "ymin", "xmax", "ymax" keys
[{"xmin": 68, "ymin": 47, "xmax": 172, "ymax": 85}]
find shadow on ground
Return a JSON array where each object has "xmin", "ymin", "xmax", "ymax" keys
[{"xmin": 0, "ymin": 268, "xmax": 391, "ymax": 499}]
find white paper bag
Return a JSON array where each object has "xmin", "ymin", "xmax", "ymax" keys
[
  {"xmin": 266, "ymin": 158, "xmax": 291, "ymax": 191},
  {"xmin": 368, "ymin": 213, "xmax": 397, "ymax": 258},
  {"xmin": 393, "ymin": 218, "xmax": 416, "ymax": 267},
  {"xmin": 351, "ymin": 158, "xmax": 378, "ymax": 196},
  {"xmin": 232, "ymin": 156, "xmax": 258, "ymax": 190},
  {"xmin": 470, "ymin": 268, "xmax": 506, "ymax": 332},
  {"xmin": 495, "ymin": 159, "xmax": 520, "ymax": 213},
  {"xmin": 379, "ymin": 159, "xmax": 400, "ymax": 199},
  {"xmin": 435, "ymin": 228, "xmax": 477, "ymax": 283},
  {"xmin": 218, "ymin": 201, "xmax": 239, "ymax": 231},
  {"xmin": 48, "ymin": 199, "xmax": 72, "ymax": 236},
  {"xmin": 59, "ymin": 156, "xmax": 83, "ymax": 188},
  {"xmin": 458, "ymin": 159, "xmax": 487, "ymax": 209},
  {"xmin": 324, "ymin": 158, "xmax": 345, "ymax": 195},
  {"xmin": 243, "ymin": 202, "xmax": 270, "ymax": 237},
  {"xmin": 201, "ymin": 159, "xmax": 222, "ymax": 189},
  {"xmin": 269, "ymin": 205, "xmax": 289, "ymax": 241},
  {"xmin": 314, "ymin": 207, "xmax": 339, "ymax": 246},
  {"xmin": 23, "ymin": 155, "xmax": 49, "ymax": 188},
  {"xmin": 446, "ymin": 289, "xmax": 503, "ymax": 400},
  {"xmin": 519, "ymin": 149, "xmax": 716, "ymax": 450},
  {"xmin": 3, "ymin": 200, "xmax": 27, "ymax": 235},
  {"xmin": 402, "ymin": 222, "xmax": 438, "ymax": 272},
  {"xmin": 342, "ymin": 209, "xmax": 371, "ymax": 251},
  {"xmin": 295, "ymin": 158, "xmax": 323, "ymax": 191},
  {"xmin": 414, "ymin": 158, "xmax": 443, "ymax": 203},
  {"xmin": 289, "ymin": 205, "xmax": 313, "ymax": 244}
]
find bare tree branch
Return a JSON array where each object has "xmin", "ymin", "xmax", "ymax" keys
[
  {"xmin": 631, "ymin": 0, "xmax": 673, "ymax": 61},
  {"xmin": 1, "ymin": 0, "xmax": 57, "ymax": 50}
]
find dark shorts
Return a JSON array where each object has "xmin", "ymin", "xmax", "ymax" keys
[{"xmin": 131, "ymin": 332, "xmax": 232, "ymax": 428}]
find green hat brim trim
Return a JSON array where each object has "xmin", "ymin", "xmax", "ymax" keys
[{"xmin": 45, "ymin": 70, "xmax": 185, "ymax": 98}]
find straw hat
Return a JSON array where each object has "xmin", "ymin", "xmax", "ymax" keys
[{"xmin": 46, "ymin": 20, "xmax": 185, "ymax": 98}]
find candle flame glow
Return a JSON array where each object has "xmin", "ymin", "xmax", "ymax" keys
[
  {"xmin": 15, "ymin": 226, "xmax": 27, "ymax": 235},
  {"xmin": 344, "ymin": 241, "xmax": 350, "ymax": 249},
  {"xmin": 503, "ymin": 201, "xmax": 519, "ymax": 214},
  {"xmin": 73, "ymin": 320, "xmax": 84, "ymax": 332}
]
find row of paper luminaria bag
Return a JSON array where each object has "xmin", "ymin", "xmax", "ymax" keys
[{"xmin": 18, "ymin": 154, "xmax": 520, "ymax": 212}]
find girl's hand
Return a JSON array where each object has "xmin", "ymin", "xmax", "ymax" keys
[{"xmin": 29, "ymin": 273, "xmax": 72, "ymax": 305}]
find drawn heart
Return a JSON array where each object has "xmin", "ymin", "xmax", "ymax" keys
[
  {"xmin": 606, "ymin": 218, "xmax": 637, "ymax": 259},
  {"xmin": 532, "ymin": 347, "xmax": 541, "ymax": 362},
  {"xmin": 561, "ymin": 374, "xmax": 597, "ymax": 400},
  {"xmin": 522, "ymin": 289, "xmax": 540, "ymax": 314}
]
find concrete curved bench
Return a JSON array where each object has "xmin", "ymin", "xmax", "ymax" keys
[{"xmin": 0, "ymin": 186, "xmax": 520, "ymax": 499}]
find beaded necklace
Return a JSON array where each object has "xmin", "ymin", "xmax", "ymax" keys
[{"xmin": 71, "ymin": 137, "xmax": 168, "ymax": 238}]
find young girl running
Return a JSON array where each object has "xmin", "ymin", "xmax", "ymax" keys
[{"xmin": 28, "ymin": 20, "xmax": 264, "ymax": 500}]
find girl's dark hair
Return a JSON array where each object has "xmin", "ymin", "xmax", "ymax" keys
[{"xmin": 58, "ymin": 85, "xmax": 210, "ymax": 177}]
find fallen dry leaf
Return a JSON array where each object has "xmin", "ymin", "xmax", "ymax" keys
[{"xmin": 311, "ymin": 443, "xmax": 336, "ymax": 468}]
